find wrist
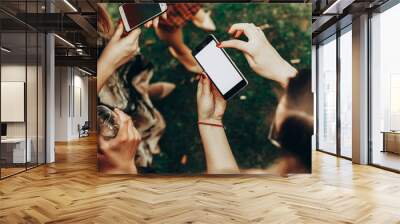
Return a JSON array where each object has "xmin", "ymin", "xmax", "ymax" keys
[
  {"xmin": 276, "ymin": 61, "xmax": 297, "ymax": 88},
  {"xmin": 120, "ymin": 160, "xmax": 137, "ymax": 174},
  {"xmin": 97, "ymin": 51, "xmax": 117, "ymax": 74},
  {"xmin": 98, "ymin": 55, "xmax": 116, "ymax": 78},
  {"xmin": 198, "ymin": 118, "xmax": 223, "ymax": 125}
]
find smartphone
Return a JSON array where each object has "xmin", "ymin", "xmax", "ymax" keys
[
  {"xmin": 192, "ymin": 35, "xmax": 248, "ymax": 100},
  {"xmin": 119, "ymin": 3, "xmax": 168, "ymax": 32}
]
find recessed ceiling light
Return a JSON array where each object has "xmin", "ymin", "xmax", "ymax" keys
[
  {"xmin": 54, "ymin": 34, "xmax": 75, "ymax": 48},
  {"xmin": 63, "ymin": 0, "xmax": 78, "ymax": 12},
  {"xmin": 1, "ymin": 47, "xmax": 11, "ymax": 53},
  {"xmin": 322, "ymin": 0, "xmax": 354, "ymax": 15},
  {"xmin": 78, "ymin": 67, "xmax": 93, "ymax": 76}
]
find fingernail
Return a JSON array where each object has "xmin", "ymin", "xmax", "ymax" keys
[{"xmin": 216, "ymin": 43, "xmax": 221, "ymax": 48}]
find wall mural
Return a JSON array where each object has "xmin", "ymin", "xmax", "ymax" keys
[{"xmin": 97, "ymin": 3, "xmax": 312, "ymax": 175}]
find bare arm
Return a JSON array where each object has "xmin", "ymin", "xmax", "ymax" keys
[
  {"xmin": 196, "ymin": 74, "xmax": 239, "ymax": 174},
  {"xmin": 198, "ymin": 123, "xmax": 239, "ymax": 174},
  {"xmin": 97, "ymin": 23, "xmax": 141, "ymax": 92},
  {"xmin": 98, "ymin": 109, "xmax": 141, "ymax": 174},
  {"xmin": 97, "ymin": 13, "xmax": 167, "ymax": 93}
]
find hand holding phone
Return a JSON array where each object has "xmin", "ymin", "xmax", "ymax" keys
[
  {"xmin": 219, "ymin": 23, "xmax": 297, "ymax": 87},
  {"xmin": 197, "ymin": 74, "xmax": 227, "ymax": 124},
  {"xmin": 119, "ymin": 3, "xmax": 168, "ymax": 32},
  {"xmin": 97, "ymin": 23, "xmax": 140, "ymax": 91},
  {"xmin": 193, "ymin": 35, "xmax": 248, "ymax": 100}
]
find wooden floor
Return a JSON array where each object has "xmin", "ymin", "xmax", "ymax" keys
[
  {"xmin": 372, "ymin": 150, "xmax": 400, "ymax": 171},
  {"xmin": 0, "ymin": 136, "xmax": 400, "ymax": 223},
  {"xmin": 1, "ymin": 167, "xmax": 26, "ymax": 178}
]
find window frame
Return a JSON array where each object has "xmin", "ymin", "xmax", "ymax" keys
[
  {"xmin": 367, "ymin": 0, "xmax": 400, "ymax": 173},
  {"xmin": 315, "ymin": 23, "xmax": 353, "ymax": 160}
]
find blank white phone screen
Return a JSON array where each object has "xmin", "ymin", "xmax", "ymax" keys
[{"xmin": 195, "ymin": 40, "xmax": 243, "ymax": 94}]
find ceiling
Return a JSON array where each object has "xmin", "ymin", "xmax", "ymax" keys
[
  {"xmin": 0, "ymin": 0, "xmax": 97, "ymax": 72},
  {"xmin": 3, "ymin": 0, "xmax": 393, "ymax": 70},
  {"xmin": 312, "ymin": 0, "xmax": 390, "ymax": 43}
]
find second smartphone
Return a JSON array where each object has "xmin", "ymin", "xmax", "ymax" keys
[
  {"xmin": 119, "ymin": 3, "xmax": 167, "ymax": 32},
  {"xmin": 192, "ymin": 35, "xmax": 248, "ymax": 100}
]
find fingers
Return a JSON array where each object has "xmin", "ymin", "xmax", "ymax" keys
[
  {"xmin": 144, "ymin": 20, "xmax": 152, "ymax": 28},
  {"xmin": 124, "ymin": 28, "xmax": 141, "ymax": 55},
  {"xmin": 211, "ymin": 83, "xmax": 224, "ymax": 101},
  {"xmin": 197, "ymin": 72, "xmax": 213, "ymax": 99},
  {"xmin": 132, "ymin": 126, "xmax": 141, "ymax": 142},
  {"xmin": 197, "ymin": 73, "xmax": 203, "ymax": 99},
  {"xmin": 125, "ymin": 27, "xmax": 141, "ymax": 44},
  {"xmin": 228, "ymin": 23, "xmax": 257, "ymax": 39},
  {"xmin": 234, "ymin": 30, "xmax": 243, "ymax": 38},
  {"xmin": 218, "ymin": 39, "xmax": 251, "ymax": 55},
  {"xmin": 98, "ymin": 135, "xmax": 116, "ymax": 160},
  {"xmin": 161, "ymin": 12, "xmax": 167, "ymax": 20},
  {"xmin": 114, "ymin": 108, "xmax": 131, "ymax": 142},
  {"xmin": 153, "ymin": 17, "xmax": 159, "ymax": 28},
  {"xmin": 126, "ymin": 118, "xmax": 134, "ymax": 144},
  {"xmin": 144, "ymin": 17, "xmax": 159, "ymax": 28},
  {"xmin": 201, "ymin": 74, "xmax": 211, "ymax": 96},
  {"xmin": 211, "ymin": 84, "xmax": 227, "ymax": 110},
  {"xmin": 111, "ymin": 22, "xmax": 124, "ymax": 42},
  {"xmin": 98, "ymin": 135, "xmax": 110, "ymax": 152}
]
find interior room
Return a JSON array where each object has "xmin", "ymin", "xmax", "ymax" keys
[
  {"xmin": 0, "ymin": 0, "xmax": 399, "ymax": 223},
  {"xmin": 54, "ymin": 66, "xmax": 92, "ymax": 141},
  {"xmin": 314, "ymin": 0, "xmax": 400, "ymax": 172},
  {"xmin": 0, "ymin": 0, "xmax": 96, "ymax": 179},
  {"xmin": 0, "ymin": 4, "xmax": 46, "ymax": 178}
]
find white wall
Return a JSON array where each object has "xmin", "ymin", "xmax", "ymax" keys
[
  {"xmin": 54, "ymin": 66, "xmax": 69, "ymax": 141},
  {"xmin": 1, "ymin": 65, "xmax": 26, "ymax": 138},
  {"xmin": 1, "ymin": 63, "xmax": 46, "ymax": 164},
  {"xmin": 1, "ymin": 65, "xmax": 40, "ymax": 138},
  {"xmin": 54, "ymin": 67, "xmax": 89, "ymax": 141}
]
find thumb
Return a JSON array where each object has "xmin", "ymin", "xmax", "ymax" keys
[
  {"xmin": 197, "ymin": 75, "xmax": 203, "ymax": 99},
  {"xmin": 219, "ymin": 39, "xmax": 250, "ymax": 55},
  {"xmin": 98, "ymin": 135, "xmax": 111, "ymax": 154},
  {"xmin": 111, "ymin": 23, "xmax": 124, "ymax": 42},
  {"xmin": 211, "ymin": 83, "xmax": 224, "ymax": 102}
]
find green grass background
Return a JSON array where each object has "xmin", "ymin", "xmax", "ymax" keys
[{"xmin": 105, "ymin": 3, "xmax": 311, "ymax": 173}]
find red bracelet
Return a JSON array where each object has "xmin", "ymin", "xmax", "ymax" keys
[{"xmin": 198, "ymin": 121, "xmax": 224, "ymax": 128}]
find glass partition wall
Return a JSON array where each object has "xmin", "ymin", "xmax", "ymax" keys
[
  {"xmin": 0, "ymin": 1, "xmax": 46, "ymax": 179},
  {"xmin": 317, "ymin": 35, "xmax": 337, "ymax": 154},
  {"xmin": 316, "ymin": 0, "xmax": 400, "ymax": 172},
  {"xmin": 370, "ymin": 2, "xmax": 400, "ymax": 171},
  {"xmin": 316, "ymin": 26, "xmax": 353, "ymax": 159}
]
